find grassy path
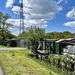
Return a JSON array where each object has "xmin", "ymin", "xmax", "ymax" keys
[{"xmin": 0, "ymin": 49, "xmax": 59, "ymax": 75}]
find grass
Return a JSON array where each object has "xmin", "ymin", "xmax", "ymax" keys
[
  {"xmin": 0, "ymin": 45, "xmax": 21, "ymax": 48},
  {"xmin": 32, "ymin": 57, "xmax": 74, "ymax": 75},
  {"xmin": 0, "ymin": 49, "xmax": 59, "ymax": 75},
  {"xmin": 0, "ymin": 45, "xmax": 9, "ymax": 48}
]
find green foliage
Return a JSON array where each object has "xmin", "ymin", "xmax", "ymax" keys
[
  {"xmin": 49, "ymin": 55, "xmax": 74, "ymax": 65},
  {"xmin": 4, "ymin": 32, "xmax": 16, "ymax": 39},
  {"xmin": 0, "ymin": 11, "xmax": 16, "ymax": 45},
  {"xmin": 53, "ymin": 56, "xmax": 61, "ymax": 60},
  {"xmin": 19, "ymin": 27, "xmax": 75, "ymax": 45},
  {"xmin": 0, "ymin": 49, "xmax": 58, "ymax": 75},
  {"xmin": 45, "ymin": 31, "xmax": 75, "ymax": 39},
  {"xmin": 0, "ymin": 31, "xmax": 16, "ymax": 45},
  {"xmin": 0, "ymin": 36, "xmax": 3, "ymax": 45},
  {"xmin": 0, "ymin": 11, "xmax": 12, "ymax": 33},
  {"xmin": 19, "ymin": 26, "xmax": 45, "ymax": 45},
  {"xmin": 33, "ymin": 56, "xmax": 74, "ymax": 75}
]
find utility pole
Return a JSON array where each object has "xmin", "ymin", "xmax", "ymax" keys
[{"xmin": 12, "ymin": 0, "xmax": 31, "ymax": 35}]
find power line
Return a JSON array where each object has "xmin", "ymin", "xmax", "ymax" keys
[{"xmin": 11, "ymin": 0, "xmax": 31, "ymax": 35}]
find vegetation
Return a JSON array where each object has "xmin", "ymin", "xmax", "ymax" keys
[
  {"xmin": 0, "ymin": 11, "xmax": 75, "ymax": 46},
  {"xmin": 0, "ymin": 45, "xmax": 11, "ymax": 48},
  {"xmin": 0, "ymin": 11, "xmax": 16, "ymax": 45},
  {"xmin": 44, "ymin": 31, "xmax": 75, "ymax": 39},
  {"xmin": 0, "ymin": 49, "xmax": 59, "ymax": 75},
  {"xmin": 18, "ymin": 26, "xmax": 75, "ymax": 45},
  {"xmin": 0, "ymin": 45, "xmax": 21, "ymax": 48},
  {"xmin": 0, "ymin": 11, "xmax": 12, "ymax": 33},
  {"xmin": 18, "ymin": 26, "xmax": 45, "ymax": 45},
  {"xmin": 0, "ymin": 49, "xmax": 74, "ymax": 75},
  {"xmin": 33, "ymin": 57, "xmax": 74, "ymax": 75}
]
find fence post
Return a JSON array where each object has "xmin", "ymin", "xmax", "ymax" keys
[
  {"xmin": 71, "ymin": 62, "xmax": 74, "ymax": 71},
  {"xmin": 53, "ymin": 59, "xmax": 55, "ymax": 66},
  {"xmin": 58, "ymin": 59, "xmax": 60, "ymax": 68}
]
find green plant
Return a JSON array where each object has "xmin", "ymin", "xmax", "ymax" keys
[
  {"xmin": 0, "ymin": 36, "xmax": 3, "ymax": 44},
  {"xmin": 0, "ymin": 49, "xmax": 58, "ymax": 75}
]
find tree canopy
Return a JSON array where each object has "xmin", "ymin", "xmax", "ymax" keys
[
  {"xmin": 0, "ymin": 11, "xmax": 16, "ymax": 45},
  {"xmin": 0, "ymin": 11, "xmax": 12, "ymax": 33},
  {"xmin": 18, "ymin": 26, "xmax": 45, "ymax": 45},
  {"xmin": 44, "ymin": 31, "xmax": 75, "ymax": 39}
]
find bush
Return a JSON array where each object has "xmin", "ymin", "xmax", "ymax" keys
[{"xmin": 0, "ymin": 36, "xmax": 3, "ymax": 45}]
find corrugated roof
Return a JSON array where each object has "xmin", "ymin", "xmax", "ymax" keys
[
  {"xmin": 60, "ymin": 38, "xmax": 75, "ymax": 44},
  {"xmin": 66, "ymin": 38, "xmax": 75, "ymax": 40}
]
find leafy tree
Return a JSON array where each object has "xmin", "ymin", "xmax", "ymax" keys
[
  {"xmin": 44, "ymin": 31, "xmax": 75, "ymax": 39},
  {"xmin": 62, "ymin": 31, "xmax": 73, "ymax": 39},
  {"xmin": 0, "ymin": 36, "xmax": 3, "ymax": 45},
  {"xmin": 19, "ymin": 26, "xmax": 45, "ymax": 45},
  {"xmin": 0, "ymin": 11, "xmax": 16, "ymax": 45},
  {"xmin": 0, "ymin": 11, "xmax": 12, "ymax": 33}
]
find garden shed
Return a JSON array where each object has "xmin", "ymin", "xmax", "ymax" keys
[
  {"xmin": 60, "ymin": 38, "xmax": 75, "ymax": 55},
  {"xmin": 17, "ymin": 39, "xmax": 29, "ymax": 49},
  {"xmin": 37, "ymin": 39, "xmax": 57, "ymax": 55},
  {"xmin": 55, "ymin": 38, "xmax": 75, "ymax": 55}
]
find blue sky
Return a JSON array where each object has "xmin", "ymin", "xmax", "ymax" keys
[{"xmin": 0, "ymin": 0, "xmax": 75, "ymax": 35}]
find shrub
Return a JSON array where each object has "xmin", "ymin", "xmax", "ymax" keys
[{"xmin": 0, "ymin": 36, "xmax": 3, "ymax": 45}]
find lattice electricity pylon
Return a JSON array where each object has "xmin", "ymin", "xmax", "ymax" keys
[{"xmin": 11, "ymin": 0, "xmax": 31, "ymax": 35}]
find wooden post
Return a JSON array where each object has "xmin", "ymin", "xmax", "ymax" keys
[{"xmin": 58, "ymin": 59, "xmax": 60, "ymax": 68}]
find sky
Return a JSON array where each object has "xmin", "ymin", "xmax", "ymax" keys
[{"xmin": 0, "ymin": 0, "xmax": 75, "ymax": 35}]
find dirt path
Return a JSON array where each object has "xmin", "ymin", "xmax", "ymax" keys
[
  {"xmin": 0, "ymin": 65, "xmax": 4, "ymax": 75},
  {"xmin": 0, "ymin": 48, "xmax": 26, "ymax": 51}
]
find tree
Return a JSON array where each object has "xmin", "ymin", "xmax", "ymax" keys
[
  {"xmin": 19, "ymin": 26, "xmax": 45, "ymax": 45},
  {"xmin": 44, "ymin": 31, "xmax": 75, "ymax": 39},
  {"xmin": 0, "ymin": 12, "xmax": 16, "ymax": 45},
  {"xmin": 62, "ymin": 31, "xmax": 73, "ymax": 39},
  {"xmin": 0, "ymin": 12, "xmax": 13, "ymax": 33},
  {"xmin": 0, "ymin": 36, "xmax": 3, "ymax": 45}
]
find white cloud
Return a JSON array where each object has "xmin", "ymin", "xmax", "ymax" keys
[
  {"xmin": 64, "ymin": 7, "xmax": 75, "ymax": 28},
  {"xmin": 9, "ymin": 0, "xmax": 62, "ymax": 20},
  {"xmin": 66, "ymin": 7, "xmax": 75, "ymax": 20},
  {"xmin": 12, "ymin": 6, "xmax": 20, "ymax": 14},
  {"xmin": 6, "ymin": 0, "xmax": 15, "ymax": 8},
  {"xmin": 6, "ymin": 19, "xmax": 48, "ymax": 35},
  {"xmin": 57, "ymin": 0, "xmax": 64, "ymax": 4},
  {"xmin": 64, "ymin": 21, "xmax": 75, "ymax": 28},
  {"xmin": 6, "ymin": 0, "xmax": 62, "ymax": 35},
  {"xmin": 9, "ymin": 27, "xmax": 20, "ymax": 35},
  {"xmin": 23, "ymin": 0, "xmax": 62, "ymax": 20},
  {"xmin": 6, "ymin": 19, "xmax": 47, "ymax": 28},
  {"xmin": 57, "ymin": 0, "xmax": 68, "ymax": 4}
]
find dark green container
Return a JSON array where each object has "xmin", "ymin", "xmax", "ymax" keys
[{"xmin": 55, "ymin": 43, "xmax": 60, "ymax": 54}]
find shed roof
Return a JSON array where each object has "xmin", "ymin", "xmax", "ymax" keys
[
  {"xmin": 60, "ymin": 38, "xmax": 75, "ymax": 44},
  {"xmin": 56, "ymin": 39, "xmax": 64, "ymax": 43}
]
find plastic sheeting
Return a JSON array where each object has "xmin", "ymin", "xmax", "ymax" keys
[
  {"xmin": 68, "ymin": 45, "xmax": 75, "ymax": 54},
  {"xmin": 66, "ymin": 38, "xmax": 75, "ymax": 40}
]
